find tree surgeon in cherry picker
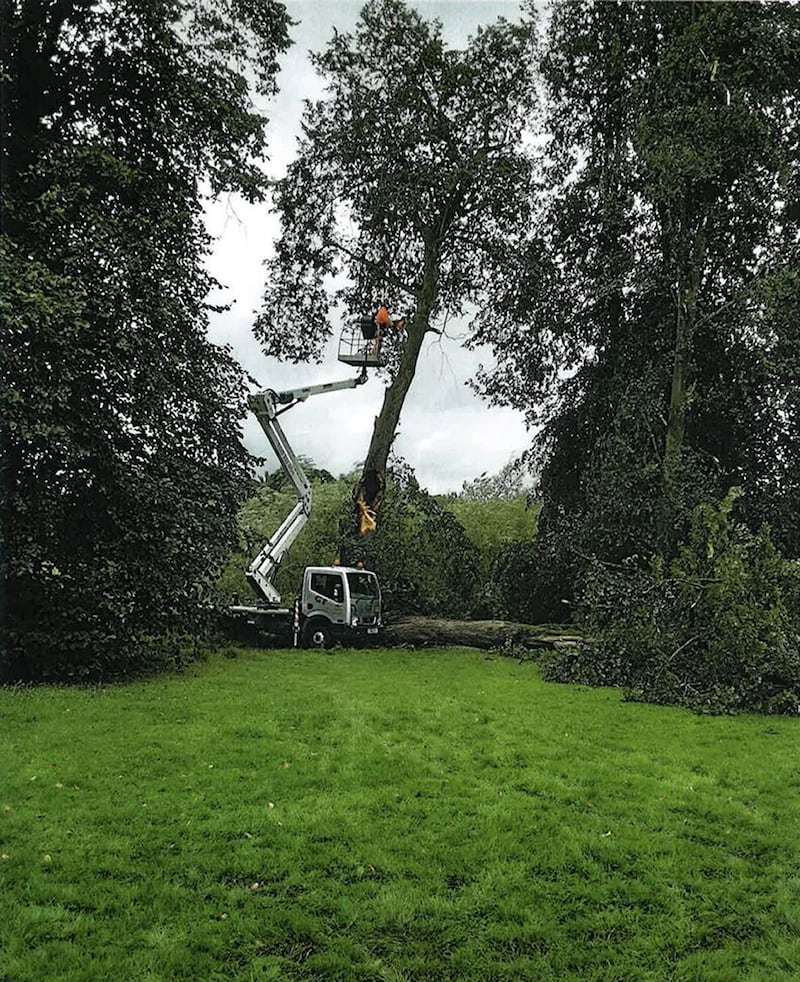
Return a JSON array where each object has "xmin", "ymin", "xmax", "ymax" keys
[
  {"xmin": 343, "ymin": 305, "xmax": 407, "ymax": 538},
  {"xmin": 237, "ymin": 309, "xmax": 403, "ymax": 647}
]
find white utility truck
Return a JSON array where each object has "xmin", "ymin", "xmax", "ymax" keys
[{"xmin": 229, "ymin": 367, "xmax": 383, "ymax": 649}]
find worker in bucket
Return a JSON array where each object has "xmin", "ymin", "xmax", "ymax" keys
[{"xmin": 370, "ymin": 306, "xmax": 406, "ymax": 358}]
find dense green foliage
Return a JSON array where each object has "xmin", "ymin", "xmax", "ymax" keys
[
  {"xmin": 1, "ymin": 0, "xmax": 290, "ymax": 680},
  {"xmin": 4, "ymin": 649, "xmax": 799, "ymax": 980},
  {"xmin": 215, "ymin": 460, "xmax": 538, "ymax": 620},
  {"xmin": 476, "ymin": 0, "xmax": 799, "ymax": 580},
  {"xmin": 258, "ymin": 0, "xmax": 536, "ymax": 359},
  {"xmin": 548, "ymin": 491, "xmax": 800, "ymax": 715},
  {"xmin": 445, "ymin": 461, "xmax": 540, "ymax": 618},
  {"xmin": 344, "ymin": 461, "xmax": 481, "ymax": 618},
  {"xmin": 471, "ymin": 1, "xmax": 800, "ymax": 712}
]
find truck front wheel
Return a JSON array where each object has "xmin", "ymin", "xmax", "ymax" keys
[{"xmin": 302, "ymin": 620, "xmax": 333, "ymax": 650}]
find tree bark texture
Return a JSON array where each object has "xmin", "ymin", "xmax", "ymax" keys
[
  {"xmin": 663, "ymin": 203, "xmax": 709, "ymax": 506},
  {"xmin": 382, "ymin": 616, "xmax": 582, "ymax": 652},
  {"xmin": 351, "ymin": 236, "xmax": 440, "ymax": 536}
]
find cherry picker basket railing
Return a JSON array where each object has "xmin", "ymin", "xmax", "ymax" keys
[{"xmin": 338, "ymin": 317, "xmax": 384, "ymax": 368}]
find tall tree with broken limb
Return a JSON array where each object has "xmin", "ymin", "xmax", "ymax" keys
[{"xmin": 255, "ymin": 0, "xmax": 536, "ymax": 542}]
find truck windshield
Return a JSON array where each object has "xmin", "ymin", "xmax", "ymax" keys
[{"xmin": 346, "ymin": 572, "xmax": 379, "ymax": 599}]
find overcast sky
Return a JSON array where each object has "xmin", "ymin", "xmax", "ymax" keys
[{"xmin": 204, "ymin": 0, "xmax": 531, "ymax": 494}]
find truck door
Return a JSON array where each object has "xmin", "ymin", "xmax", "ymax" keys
[{"xmin": 307, "ymin": 570, "xmax": 347, "ymax": 624}]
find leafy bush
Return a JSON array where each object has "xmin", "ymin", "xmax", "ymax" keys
[
  {"xmin": 443, "ymin": 494, "xmax": 540, "ymax": 620},
  {"xmin": 489, "ymin": 532, "xmax": 575, "ymax": 624},
  {"xmin": 546, "ymin": 490, "xmax": 800, "ymax": 715}
]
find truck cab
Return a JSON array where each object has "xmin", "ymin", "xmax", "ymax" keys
[{"xmin": 300, "ymin": 566, "xmax": 382, "ymax": 649}]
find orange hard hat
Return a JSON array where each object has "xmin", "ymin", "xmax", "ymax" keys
[{"xmin": 375, "ymin": 306, "xmax": 392, "ymax": 326}]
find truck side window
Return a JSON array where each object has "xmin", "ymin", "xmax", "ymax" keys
[{"xmin": 310, "ymin": 572, "xmax": 344, "ymax": 603}]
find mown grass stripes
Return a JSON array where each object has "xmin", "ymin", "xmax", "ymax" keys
[{"xmin": 2, "ymin": 647, "xmax": 799, "ymax": 980}]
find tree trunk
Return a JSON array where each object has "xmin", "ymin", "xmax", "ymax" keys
[
  {"xmin": 382, "ymin": 616, "xmax": 583, "ymax": 652},
  {"xmin": 663, "ymin": 274, "xmax": 690, "ymax": 484},
  {"xmin": 662, "ymin": 203, "xmax": 709, "ymax": 539},
  {"xmin": 349, "ymin": 235, "xmax": 440, "ymax": 536}
]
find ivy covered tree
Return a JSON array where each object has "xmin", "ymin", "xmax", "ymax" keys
[
  {"xmin": 0, "ymin": 0, "xmax": 291, "ymax": 679},
  {"xmin": 256, "ymin": 0, "xmax": 537, "ymax": 544},
  {"xmin": 474, "ymin": 0, "xmax": 800, "ymax": 621}
]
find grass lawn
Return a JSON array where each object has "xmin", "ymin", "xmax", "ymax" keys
[{"xmin": 2, "ymin": 647, "xmax": 799, "ymax": 981}]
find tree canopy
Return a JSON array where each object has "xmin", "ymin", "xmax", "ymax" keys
[
  {"xmin": 256, "ymin": 0, "xmax": 537, "ymax": 541},
  {"xmin": 1, "ymin": 0, "xmax": 291, "ymax": 679},
  {"xmin": 470, "ymin": 0, "xmax": 800, "ymax": 713},
  {"xmin": 475, "ymin": 0, "xmax": 800, "ymax": 577}
]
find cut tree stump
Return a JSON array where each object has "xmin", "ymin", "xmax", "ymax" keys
[{"xmin": 381, "ymin": 616, "xmax": 582, "ymax": 652}]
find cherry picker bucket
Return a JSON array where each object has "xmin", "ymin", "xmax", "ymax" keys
[{"xmin": 338, "ymin": 318, "xmax": 383, "ymax": 368}]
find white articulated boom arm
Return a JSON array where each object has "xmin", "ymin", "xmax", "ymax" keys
[{"xmin": 245, "ymin": 370, "xmax": 367, "ymax": 605}]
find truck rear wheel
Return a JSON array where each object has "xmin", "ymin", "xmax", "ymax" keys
[{"xmin": 302, "ymin": 620, "xmax": 333, "ymax": 650}]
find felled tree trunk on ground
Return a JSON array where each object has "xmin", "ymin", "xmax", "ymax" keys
[{"xmin": 381, "ymin": 616, "xmax": 582, "ymax": 653}]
